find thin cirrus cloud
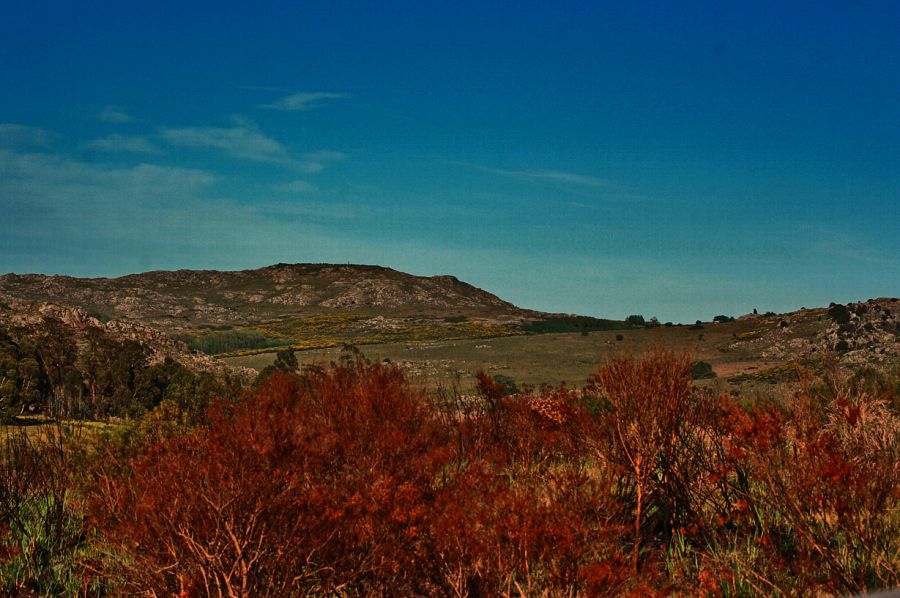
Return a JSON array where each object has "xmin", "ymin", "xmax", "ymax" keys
[
  {"xmin": 0, "ymin": 143, "xmax": 374, "ymax": 275},
  {"xmin": 259, "ymin": 91, "xmax": 347, "ymax": 111},
  {"xmin": 161, "ymin": 118, "xmax": 291, "ymax": 164},
  {"xmin": 84, "ymin": 134, "xmax": 160, "ymax": 154},
  {"xmin": 297, "ymin": 150, "xmax": 346, "ymax": 173},
  {"xmin": 272, "ymin": 180, "xmax": 317, "ymax": 193},
  {"xmin": 161, "ymin": 117, "xmax": 345, "ymax": 173},
  {"xmin": 0, "ymin": 123, "xmax": 53, "ymax": 148},
  {"xmin": 460, "ymin": 162, "xmax": 611, "ymax": 188},
  {"xmin": 98, "ymin": 105, "xmax": 135, "ymax": 123}
]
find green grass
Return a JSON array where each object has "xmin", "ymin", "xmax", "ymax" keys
[
  {"xmin": 223, "ymin": 324, "xmax": 753, "ymax": 391},
  {"xmin": 200, "ymin": 315, "xmax": 522, "ymax": 356},
  {"xmin": 0, "ymin": 416, "xmax": 122, "ymax": 443},
  {"xmin": 221, "ymin": 313, "xmax": 898, "ymax": 394}
]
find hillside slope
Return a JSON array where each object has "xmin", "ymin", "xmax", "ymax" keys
[{"xmin": 0, "ymin": 263, "xmax": 533, "ymax": 332}]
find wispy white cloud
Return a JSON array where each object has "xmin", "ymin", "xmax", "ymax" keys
[
  {"xmin": 464, "ymin": 162, "xmax": 611, "ymax": 188},
  {"xmin": 161, "ymin": 117, "xmax": 344, "ymax": 173},
  {"xmin": 0, "ymin": 123, "xmax": 53, "ymax": 148},
  {"xmin": 84, "ymin": 134, "xmax": 160, "ymax": 154},
  {"xmin": 800, "ymin": 224, "xmax": 894, "ymax": 265},
  {"xmin": 161, "ymin": 117, "xmax": 290, "ymax": 163},
  {"xmin": 98, "ymin": 106, "xmax": 135, "ymax": 123},
  {"xmin": 0, "ymin": 146, "xmax": 369, "ymax": 272},
  {"xmin": 259, "ymin": 91, "xmax": 347, "ymax": 111},
  {"xmin": 273, "ymin": 179, "xmax": 317, "ymax": 193},
  {"xmin": 0, "ymin": 149, "xmax": 215, "ymax": 197},
  {"xmin": 296, "ymin": 150, "xmax": 346, "ymax": 173}
]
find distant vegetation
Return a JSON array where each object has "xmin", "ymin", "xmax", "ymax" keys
[
  {"xmin": 174, "ymin": 329, "xmax": 288, "ymax": 354},
  {"xmin": 691, "ymin": 360, "xmax": 716, "ymax": 379},
  {"xmin": 523, "ymin": 315, "xmax": 631, "ymax": 334},
  {"xmin": 0, "ymin": 321, "xmax": 237, "ymax": 423}
]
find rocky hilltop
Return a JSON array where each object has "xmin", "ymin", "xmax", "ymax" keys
[
  {"xmin": 0, "ymin": 264, "xmax": 534, "ymax": 333},
  {"xmin": 728, "ymin": 298, "xmax": 899, "ymax": 367}
]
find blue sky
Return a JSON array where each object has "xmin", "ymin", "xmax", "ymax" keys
[{"xmin": 1, "ymin": 1, "xmax": 898, "ymax": 322}]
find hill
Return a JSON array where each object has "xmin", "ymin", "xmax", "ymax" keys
[
  {"xmin": 0, "ymin": 264, "xmax": 627, "ymax": 354},
  {"xmin": 0, "ymin": 264, "xmax": 528, "ymax": 326}
]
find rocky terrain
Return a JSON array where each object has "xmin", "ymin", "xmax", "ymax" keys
[
  {"xmin": 1, "ymin": 264, "xmax": 896, "ymax": 370},
  {"xmin": 727, "ymin": 298, "xmax": 899, "ymax": 366},
  {"xmin": 0, "ymin": 264, "xmax": 535, "ymax": 333}
]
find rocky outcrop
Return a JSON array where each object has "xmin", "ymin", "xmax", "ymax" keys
[
  {"xmin": 0, "ymin": 263, "xmax": 529, "ymax": 333},
  {"xmin": 728, "ymin": 298, "xmax": 898, "ymax": 366}
]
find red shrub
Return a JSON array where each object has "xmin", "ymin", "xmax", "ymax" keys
[
  {"xmin": 85, "ymin": 349, "xmax": 898, "ymax": 596},
  {"xmin": 585, "ymin": 349, "xmax": 719, "ymax": 572},
  {"xmin": 722, "ymin": 390, "xmax": 900, "ymax": 594},
  {"xmin": 91, "ymin": 357, "xmax": 452, "ymax": 596}
]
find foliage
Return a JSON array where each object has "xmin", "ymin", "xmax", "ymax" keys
[
  {"xmin": 1, "ymin": 347, "xmax": 893, "ymax": 596},
  {"xmin": 691, "ymin": 360, "xmax": 716, "ymax": 379},
  {"xmin": 221, "ymin": 315, "xmax": 522, "ymax": 356},
  {"xmin": 625, "ymin": 314, "xmax": 646, "ymax": 326},
  {"xmin": 585, "ymin": 350, "xmax": 717, "ymax": 573},
  {"xmin": 524, "ymin": 315, "xmax": 630, "ymax": 334},
  {"xmin": 828, "ymin": 303, "xmax": 852, "ymax": 325},
  {"xmin": 175, "ymin": 329, "xmax": 287, "ymax": 355},
  {"xmin": 0, "ymin": 329, "xmax": 45, "ymax": 422},
  {"xmin": 0, "ymin": 321, "xmax": 236, "ymax": 422},
  {"xmin": 0, "ymin": 424, "xmax": 120, "ymax": 595}
]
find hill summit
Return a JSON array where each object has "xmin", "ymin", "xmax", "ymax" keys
[{"xmin": 0, "ymin": 263, "xmax": 535, "ymax": 333}]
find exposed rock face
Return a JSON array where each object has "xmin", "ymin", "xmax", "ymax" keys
[
  {"xmin": 821, "ymin": 300, "xmax": 899, "ymax": 365},
  {"xmin": 729, "ymin": 298, "xmax": 898, "ymax": 366},
  {"xmin": 0, "ymin": 264, "xmax": 528, "ymax": 333}
]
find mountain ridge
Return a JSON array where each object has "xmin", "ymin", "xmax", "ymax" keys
[{"xmin": 0, "ymin": 263, "xmax": 537, "ymax": 333}]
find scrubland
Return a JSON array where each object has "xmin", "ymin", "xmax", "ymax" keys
[{"xmin": 1, "ymin": 348, "xmax": 898, "ymax": 596}]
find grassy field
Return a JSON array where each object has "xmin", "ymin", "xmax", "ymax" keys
[
  {"xmin": 223, "ymin": 319, "xmax": 786, "ymax": 392},
  {"xmin": 0, "ymin": 415, "xmax": 120, "ymax": 443}
]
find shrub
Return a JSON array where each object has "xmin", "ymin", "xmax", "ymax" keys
[
  {"xmin": 585, "ymin": 350, "xmax": 719, "ymax": 573},
  {"xmin": 0, "ymin": 424, "xmax": 117, "ymax": 595},
  {"xmin": 715, "ymin": 390, "xmax": 900, "ymax": 594},
  {"xmin": 490, "ymin": 374, "xmax": 519, "ymax": 396},
  {"xmin": 523, "ymin": 315, "xmax": 625, "ymax": 334},
  {"xmin": 828, "ymin": 304, "xmax": 852, "ymax": 326},
  {"xmin": 175, "ymin": 329, "xmax": 286, "ymax": 355},
  {"xmin": 691, "ymin": 360, "xmax": 716, "ymax": 379},
  {"xmin": 78, "ymin": 349, "xmax": 900, "ymax": 596},
  {"xmin": 91, "ymin": 356, "xmax": 452, "ymax": 595}
]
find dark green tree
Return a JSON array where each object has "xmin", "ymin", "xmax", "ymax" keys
[{"xmin": 273, "ymin": 348, "xmax": 299, "ymax": 373}]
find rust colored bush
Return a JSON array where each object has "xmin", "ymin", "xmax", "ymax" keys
[
  {"xmin": 84, "ymin": 349, "xmax": 899, "ymax": 596},
  {"xmin": 431, "ymin": 462, "xmax": 633, "ymax": 596},
  {"xmin": 91, "ymin": 356, "xmax": 452, "ymax": 596},
  {"xmin": 718, "ymin": 390, "xmax": 900, "ymax": 594},
  {"xmin": 585, "ymin": 349, "xmax": 720, "ymax": 572}
]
